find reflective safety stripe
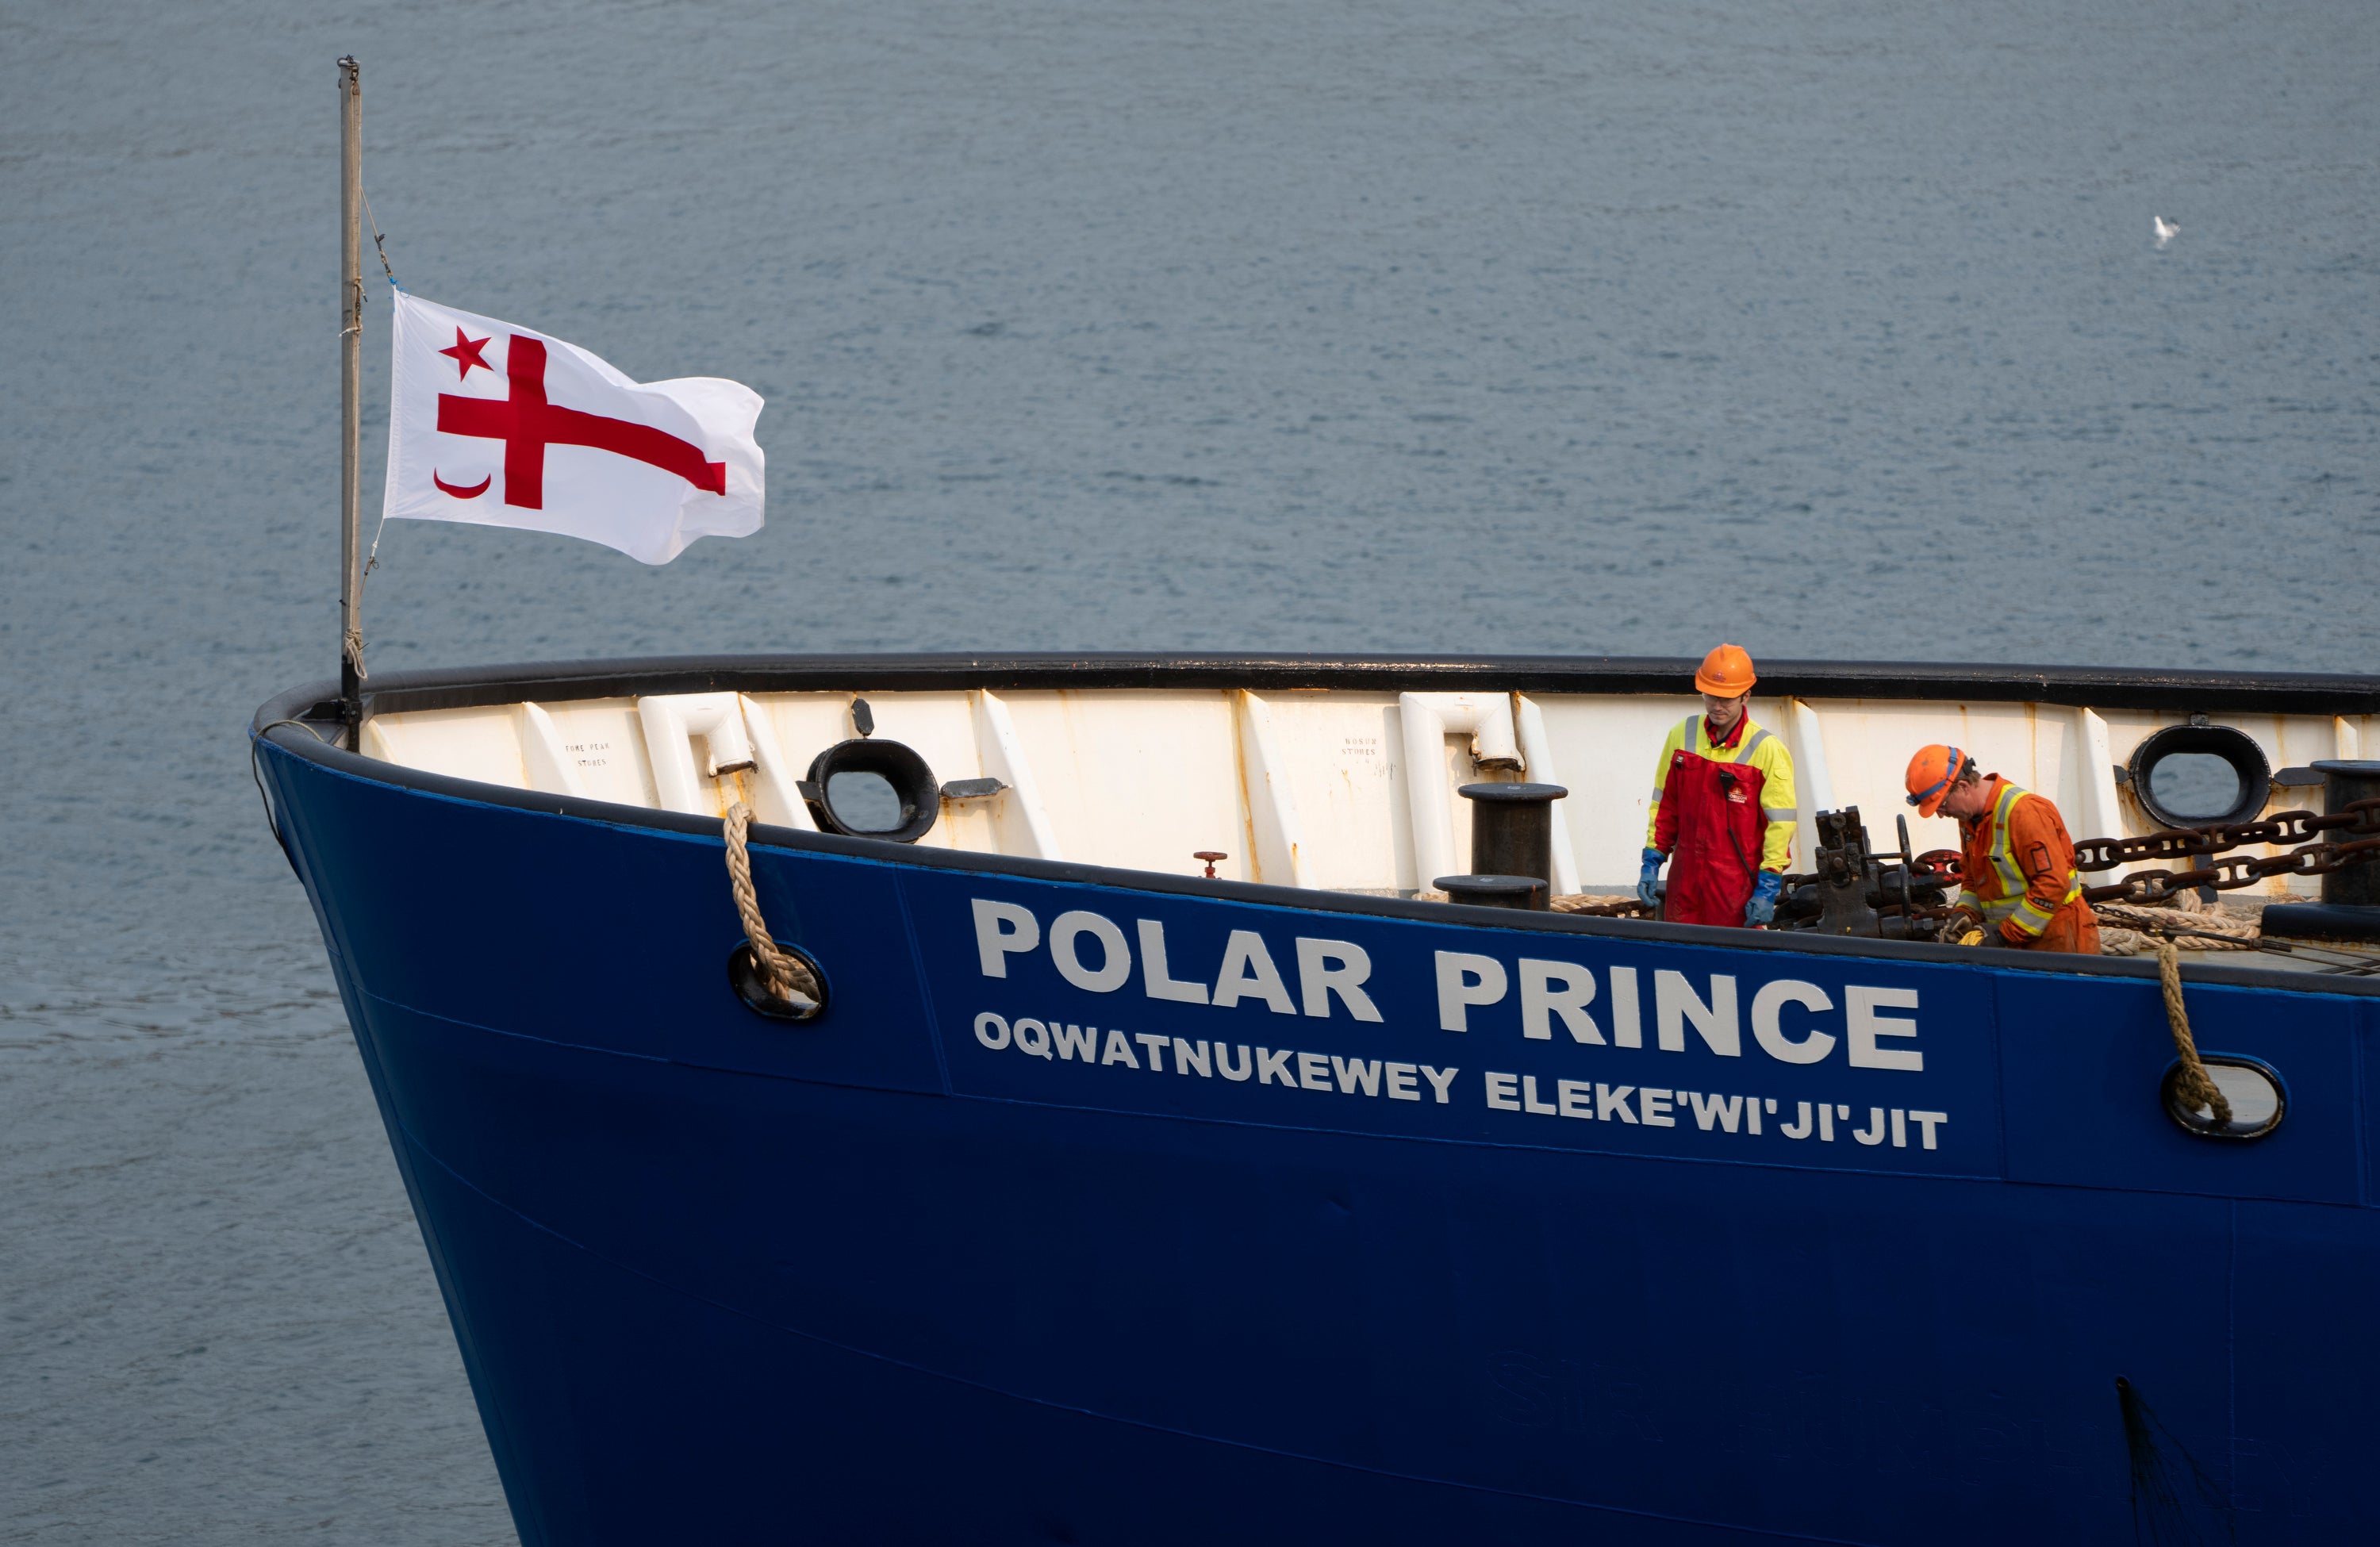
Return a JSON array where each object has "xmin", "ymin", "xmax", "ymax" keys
[
  {"xmin": 1648, "ymin": 715, "xmax": 1699, "ymax": 808},
  {"xmin": 1972, "ymin": 781, "xmax": 2082, "ymax": 933},
  {"xmin": 1975, "ymin": 783, "xmax": 2031, "ymax": 924},
  {"xmin": 2001, "ymin": 877, "xmax": 2083, "ymax": 937},
  {"xmin": 1685, "ymin": 716, "xmax": 1761, "ymax": 763}
]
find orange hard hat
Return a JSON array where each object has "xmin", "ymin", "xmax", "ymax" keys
[
  {"xmin": 1694, "ymin": 643, "xmax": 1756, "ymax": 698},
  {"xmin": 1905, "ymin": 744, "xmax": 1971, "ymax": 819}
]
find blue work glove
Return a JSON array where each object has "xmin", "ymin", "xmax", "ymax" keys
[
  {"xmin": 1636, "ymin": 848, "xmax": 1665, "ymax": 909},
  {"xmin": 1745, "ymin": 869, "xmax": 1783, "ymax": 927}
]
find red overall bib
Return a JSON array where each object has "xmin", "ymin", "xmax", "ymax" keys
[{"xmin": 1654, "ymin": 722, "xmax": 1772, "ymax": 927}]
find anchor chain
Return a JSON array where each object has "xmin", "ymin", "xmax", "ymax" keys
[
  {"xmin": 2081, "ymin": 834, "xmax": 2380, "ymax": 908},
  {"xmin": 2051, "ymin": 797, "xmax": 2380, "ymax": 908},
  {"xmin": 2071, "ymin": 799, "xmax": 2380, "ymax": 872},
  {"xmin": 1557, "ymin": 804, "xmax": 2380, "ymax": 925}
]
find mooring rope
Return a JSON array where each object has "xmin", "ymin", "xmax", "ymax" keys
[
  {"xmin": 723, "ymin": 800, "xmax": 820, "ymax": 1008},
  {"xmin": 1550, "ymin": 893, "xmax": 1649, "ymax": 917},
  {"xmin": 2096, "ymin": 900, "xmax": 2258, "ymax": 950},
  {"xmin": 2152, "ymin": 939, "xmax": 2232, "ymax": 1127}
]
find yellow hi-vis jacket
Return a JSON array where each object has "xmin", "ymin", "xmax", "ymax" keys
[{"xmin": 1644, "ymin": 713, "xmax": 1798, "ymax": 873}]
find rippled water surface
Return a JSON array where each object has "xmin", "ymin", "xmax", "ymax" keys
[{"xmin": 2, "ymin": 0, "xmax": 2374, "ymax": 1539}]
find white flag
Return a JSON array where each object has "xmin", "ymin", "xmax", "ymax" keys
[{"xmin": 382, "ymin": 293, "xmax": 764, "ymax": 565}]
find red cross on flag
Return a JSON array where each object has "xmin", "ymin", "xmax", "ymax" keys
[{"xmin": 382, "ymin": 292, "xmax": 764, "ymax": 564}]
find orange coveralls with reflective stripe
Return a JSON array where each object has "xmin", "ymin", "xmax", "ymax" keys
[{"xmin": 1956, "ymin": 777, "xmax": 2100, "ymax": 953}]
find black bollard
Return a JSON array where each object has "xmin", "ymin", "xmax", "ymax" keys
[
  {"xmin": 2260, "ymin": 758, "xmax": 2380, "ymax": 942},
  {"xmin": 1435, "ymin": 874, "xmax": 1548, "ymax": 911},
  {"xmin": 1457, "ymin": 782, "xmax": 1568, "ymax": 905},
  {"xmin": 2313, "ymin": 760, "xmax": 2380, "ymax": 905}
]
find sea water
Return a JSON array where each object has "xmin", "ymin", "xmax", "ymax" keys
[{"xmin": 2, "ymin": 0, "xmax": 2374, "ymax": 1538}]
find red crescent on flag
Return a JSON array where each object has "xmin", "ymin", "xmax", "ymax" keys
[{"xmin": 433, "ymin": 470, "xmax": 493, "ymax": 499}]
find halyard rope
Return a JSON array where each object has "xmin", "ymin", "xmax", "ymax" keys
[
  {"xmin": 724, "ymin": 801, "xmax": 820, "ymax": 1008},
  {"xmin": 357, "ymin": 192, "xmax": 397, "ymax": 582},
  {"xmin": 2153, "ymin": 939, "xmax": 2231, "ymax": 1127}
]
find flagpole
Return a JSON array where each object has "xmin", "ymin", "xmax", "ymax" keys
[{"xmin": 337, "ymin": 56, "xmax": 366, "ymax": 747}]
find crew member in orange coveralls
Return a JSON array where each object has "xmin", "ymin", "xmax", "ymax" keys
[
  {"xmin": 1905, "ymin": 744, "xmax": 2100, "ymax": 953},
  {"xmin": 1637, "ymin": 645, "xmax": 1798, "ymax": 927}
]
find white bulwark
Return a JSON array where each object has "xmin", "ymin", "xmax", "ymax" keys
[{"xmin": 356, "ymin": 678, "xmax": 2363, "ymax": 901}]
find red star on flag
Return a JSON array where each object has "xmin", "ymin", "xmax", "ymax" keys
[{"xmin": 438, "ymin": 328, "xmax": 493, "ymax": 380}]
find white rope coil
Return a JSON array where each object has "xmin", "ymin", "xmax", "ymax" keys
[{"xmin": 723, "ymin": 800, "xmax": 820, "ymax": 1009}]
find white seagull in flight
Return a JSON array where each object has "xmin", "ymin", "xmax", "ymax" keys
[{"xmin": 2153, "ymin": 216, "xmax": 2179, "ymax": 248}]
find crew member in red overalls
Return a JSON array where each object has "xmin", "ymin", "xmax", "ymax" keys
[{"xmin": 1637, "ymin": 644, "xmax": 1799, "ymax": 927}]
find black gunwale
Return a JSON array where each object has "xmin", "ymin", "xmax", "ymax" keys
[
  {"xmin": 294, "ymin": 650, "xmax": 2380, "ymax": 718},
  {"xmin": 251, "ymin": 654, "xmax": 2380, "ymax": 1000}
]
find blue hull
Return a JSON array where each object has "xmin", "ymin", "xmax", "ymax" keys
[{"xmin": 256, "ymin": 700, "xmax": 2380, "ymax": 1545}]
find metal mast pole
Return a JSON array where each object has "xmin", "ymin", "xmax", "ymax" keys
[{"xmin": 337, "ymin": 56, "xmax": 366, "ymax": 747}]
